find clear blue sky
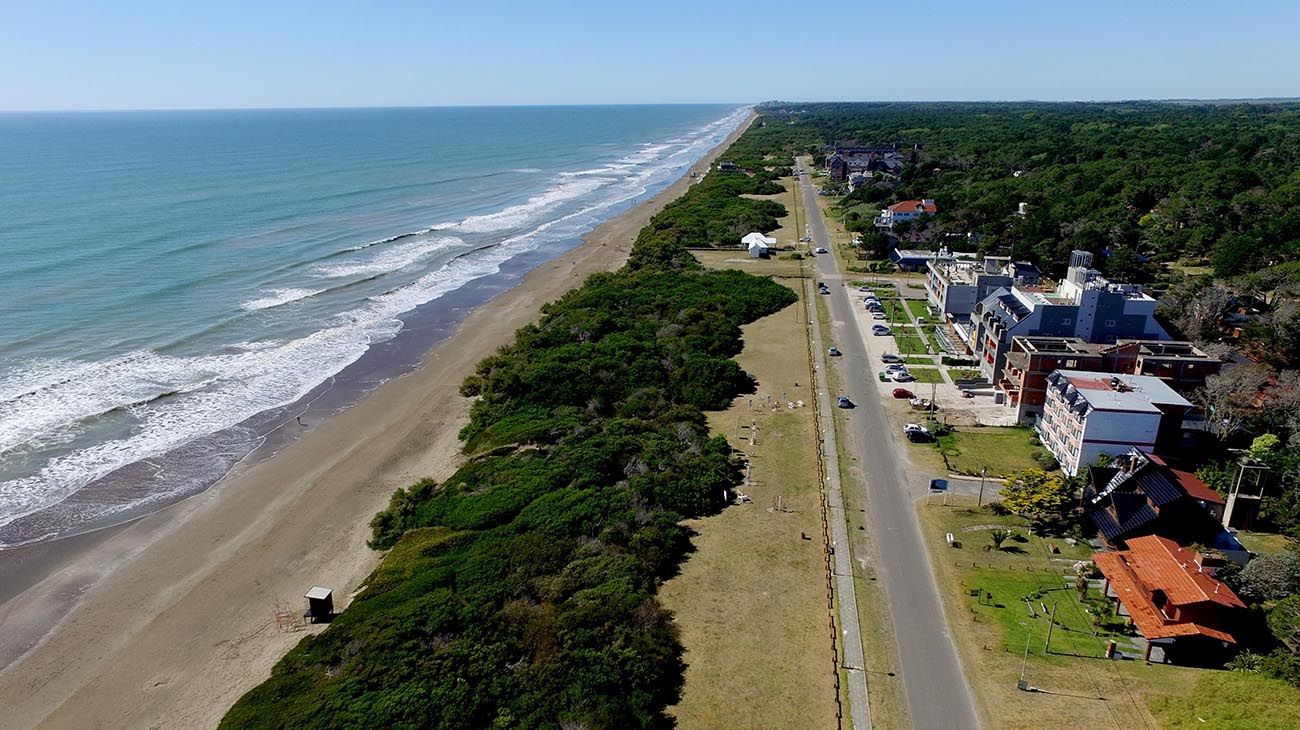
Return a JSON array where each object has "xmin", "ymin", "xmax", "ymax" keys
[{"xmin": 3, "ymin": 0, "xmax": 1298, "ymax": 110}]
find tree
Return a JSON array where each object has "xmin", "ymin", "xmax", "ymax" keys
[
  {"xmin": 1267, "ymin": 595, "xmax": 1300, "ymax": 653},
  {"xmin": 1237, "ymin": 551, "xmax": 1300, "ymax": 603},
  {"xmin": 988, "ymin": 528, "xmax": 1014, "ymax": 551},
  {"xmin": 1198, "ymin": 364, "xmax": 1271, "ymax": 438},
  {"xmin": 999, "ymin": 468, "xmax": 1074, "ymax": 524}
]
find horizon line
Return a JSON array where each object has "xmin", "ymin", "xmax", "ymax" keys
[{"xmin": 4, "ymin": 96, "xmax": 1300, "ymax": 114}]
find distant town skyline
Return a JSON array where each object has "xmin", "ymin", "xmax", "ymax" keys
[{"xmin": 3, "ymin": 0, "xmax": 1298, "ymax": 111}]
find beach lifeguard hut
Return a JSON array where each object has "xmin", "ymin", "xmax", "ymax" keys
[{"xmin": 304, "ymin": 586, "xmax": 334, "ymax": 623}]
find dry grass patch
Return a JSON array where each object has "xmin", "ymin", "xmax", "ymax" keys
[{"xmin": 661, "ymin": 275, "xmax": 838, "ymax": 730}]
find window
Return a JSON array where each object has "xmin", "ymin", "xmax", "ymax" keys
[
  {"xmin": 1104, "ymin": 319, "xmax": 1116, "ymax": 327},
  {"xmin": 1065, "ymin": 359, "xmax": 1077, "ymax": 368},
  {"xmin": 1061, "ymin": 318, "xmax": 1072, "ymax": 325}
]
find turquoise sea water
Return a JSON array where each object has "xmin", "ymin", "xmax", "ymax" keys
[{"xmin": 0, "ymin": 104, "xmax": 748, "ymax": 544}]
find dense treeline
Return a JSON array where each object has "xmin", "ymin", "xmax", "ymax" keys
[
  {"xmin": 221, "ymin": 130, "xmax": 799, "ymax": 727},
  {"xmin": 764, "ymin": 101, "xmax": 1300, "ymax": 278},
  {"xmin": 633, "ymin": 169, "xmax": 786, "ymax": 255}
]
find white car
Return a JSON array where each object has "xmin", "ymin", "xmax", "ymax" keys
[
  {"xmin": 872, "ymin": 312, "xmax": 888, "ymax": 320},
  {"xmin": 800, "ymin": 236, "xmax": 813, "ymax": 243},
  {"xmin": 827, "ymin": 346, "xmax": 842, "ymax": 357},
  {"xmin": 903, "ymin": 423, "xmax": 929, "ymax": 435},
  {"xmin": 880, "ymin": 353, "xmax": 904, "ymax": 363},
  {"xmin": 858, "ymin": 287, "xmax": 873, "ymax": 294},
  {"xmin": 890, "ymin": 371, "xmax": 916, "ymax": 382},
  {"xmin": 815, "ymin": 247, "xmax": 828, "ymax": 254},
  {"xmin": 872, "ymin": 326, "xmax": 891, "ymax": 336}
]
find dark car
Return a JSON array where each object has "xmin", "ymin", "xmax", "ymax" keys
[
  {"xmin": 892, "ymin": 388, "xmax": 915, "ymax": 399},
  {"xmin": 836, "ymin": 395, "xmax": 853, "ymax": 408}
]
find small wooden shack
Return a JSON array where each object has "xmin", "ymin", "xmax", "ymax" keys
[{"xmin": 304, "ymin": 586, "xmax": 334, "ymax": 623}]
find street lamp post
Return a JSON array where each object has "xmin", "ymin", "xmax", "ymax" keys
[{"xmin": 977, "ymin": 466, "xmax": 987, "ymax": 508}]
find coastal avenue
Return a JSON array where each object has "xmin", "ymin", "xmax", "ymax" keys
[{"xmin": 797, "ymin": 160, "xmax": 981, "ymax": 729}]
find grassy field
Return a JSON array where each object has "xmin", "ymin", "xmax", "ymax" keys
[
  {"xmin": 1148, "ymin": 671, "xmax": 1300, "ymax": 729},
  {"xmin": 951, "ymin": 368, "xmax": 984, "ymax": 380},
  {"xmin": 893, "ymin": 334, "xmax": 930, "ymax": 356},
  {"xmin": 905, "ymin": 298, "xmax": 930, "ymax": 319},
  {"xmin": 661, "ymin": 258, "xmax": 839, "ymax": 729},
  {"xmin": 933, "ymin": 426, "xmax": 1044, "ymax": 477},
  {"xmin": 906, "ymin": 367, "xmax": 945, "ymax": 384},
  {"xmin": 919, "ymin": 501, "xmax": 1192, "ymax": 729},
  {"xmin": 883, "ymin": 298, "xmax": 910, "ymax": 324},
  {"xmin": 1236, "ymin": 531, "xmax": 1295, "ymax": 555}
]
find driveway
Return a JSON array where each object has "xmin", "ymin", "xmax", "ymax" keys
[{"xmin": 799, "ymin": 162, "xmax": 981, "ymax": 730}]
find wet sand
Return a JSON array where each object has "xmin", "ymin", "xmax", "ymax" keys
[{"xmin": 0, "ymin": 113, "xmax": 753, "ymax": 730}]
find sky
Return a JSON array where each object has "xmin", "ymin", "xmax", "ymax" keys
[{"xmin": 2, "ymin": 0, "xmax": 1299, "ymax": 110}]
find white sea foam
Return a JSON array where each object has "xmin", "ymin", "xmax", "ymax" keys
[
  {"xmin": 511, "ymin": 167, "xmax": 542, "ymax": 173},
  {"xmin": 240, "ymin": 288, "xmax": 323, "ymax": 311},
  {"xmin": 314, "ymin": 236, "xmax": 462, "ymax": 278},
  {"xmin": 435, "ymin": 176, "xmax": 613, "ymax": 233},
  {"xmin": 0, "ymin": 105, "xmax": 754, "ymax": 537}
]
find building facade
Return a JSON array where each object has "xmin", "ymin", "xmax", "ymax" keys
[
  {"xmin": 971, "ymin": 250, "xmax": 1169, "ymax": 383},
  {"xmin": 1037, "ymin": 370, "xmax": 1192, "ymax": 476},
  {"xmin": 1000, "ymin": 337, "xmax": 1221, "ymax": 423}
]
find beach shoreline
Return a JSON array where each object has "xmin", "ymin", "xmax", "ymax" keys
[{"xmin": 0, "ymin": 112, "xmax": 753, "ymax": 730}]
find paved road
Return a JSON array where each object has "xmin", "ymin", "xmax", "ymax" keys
[
  {"xmin": 805, "ymin": 277, "xmax": 872, "ymax": 730},
  {"xmin": 798, "ymin": 166, "xmax": 981, "ymax": 730}
]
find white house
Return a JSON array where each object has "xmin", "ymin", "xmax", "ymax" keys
[
  {"xmin": 877, "ymin": 198, "xmax": 937, "ymax": 228},
  {"xmin": 742, "ymin": 232, "xmax": 776, "ymax": 258}
]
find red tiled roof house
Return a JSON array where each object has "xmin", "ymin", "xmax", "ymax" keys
[{"xmin": 1094, "ymin": 535, "xmax": 1245, "ymax": 662}]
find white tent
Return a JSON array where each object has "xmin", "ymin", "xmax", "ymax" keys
[{"xmin": 742, "ymin": 232, "xmax": 776, "ymax": 258}]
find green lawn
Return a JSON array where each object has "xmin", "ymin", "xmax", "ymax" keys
[
  {"xmin": 950, "ymin": 369, "xmax": 983, "ymax": 380},
  {"xmin": 893, "ymin": 334, "xmax": 929, "ymax": 356},
  {"xmin": 1149, "ymin": 671, "xmax": 1300, "ymax": 730},
  {"xmin": 933, "ymin": 426, "xmax": 1045, "ymax": 477},
  {"xmin": 1236, "ymin": 531, "xmax": 1295, "ymax": 555},
  {"xmin": 922, "ymin": 504, "xmax": 1299, "ymax": 729},
  {"xmin": 905, "ymin": 356, "xmax": 937, "ymax": 365},
  {"xmin": 883, "ymin": 299, "xmax": 909, "ymax": 324},
  {"xmin": 906, "ymin": 367, "xmax": 944, "ymax": 384},
  {"xmin": 905, "ymin": 299, "xmax": 930, "ymax": 319}
]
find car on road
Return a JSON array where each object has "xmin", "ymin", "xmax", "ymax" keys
[
  {"xmin": 872, "ymin": 325, "xmax": 891, "ymax": 335},
  {"xmin": 880, "ymin": 353, "xmax": 904, "ymax": 363},
  {"xmin": 892, "ymin": 388, "xmax": 915, "ymax": 399},
  {"xmin": 800, "ymin": 236, "xmax": 813, "ymax": 242},
  {"xmin": 827, "ymin": 346, "xmax": 842, "ymax": 356},
  {"xmin": 815, "ymin": 247, "xmax": 828, "ymax": 254},
  {"xmin": 836, "ymin": 395, "xmax": 853, "ymax": 408}
]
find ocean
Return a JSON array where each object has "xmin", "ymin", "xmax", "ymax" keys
[{"xmin": 0, "ymin": 104, "xmax": 749, "ymax": 547}]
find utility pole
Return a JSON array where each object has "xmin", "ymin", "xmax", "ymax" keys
[
  {"xmin": 977, "ymin": 466, "xmax": 987, "ymax": 508},
  {"xmin": 1043, "ymin": 601, "xmax": 1058, "ymax": 654},
  {"xmin": 1018, "ymin": 624, "xmax": 1033, "ymax": 691}
]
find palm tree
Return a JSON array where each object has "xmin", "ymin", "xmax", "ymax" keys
[{"xmin": 988, "ymin": 528, "xmax": 1013, "ymax": 551}]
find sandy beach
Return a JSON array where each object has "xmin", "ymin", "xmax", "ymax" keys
[{"xmin": 0, "ymin": 113, "xmax": 753, "ymax": 730}]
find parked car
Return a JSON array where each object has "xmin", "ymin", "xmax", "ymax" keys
[
  {"xmin": 815, "ymin": 247, "xmax": 828, "ymax": 254},
  {"xmin": 827, "ymin": 346, "xmax": 842, "ymax": 356},
  {"xmin": 837, "ymin": 395, "xmax": 853, "ymax": 408},
  {"xmin": 800, "ymin": 236, "xmax": 813, "ymax": 242},
  {"xmin": 903, "ymin": 423, "xmax": 932, "ymax": 442},
  {"xmin": 880, "ymin": 353, "xmax": 904, "ymax": 363},
  {"xmin": 872, "ymin": 312, "xmax": 888, "ymax": 320},
  {"xmin": 890, "ymin": 371, "xmax": 916, "ymax": 382},
  {"xmin": 857, "ymin": 286, "xmax": 873, "ymax": 293},
  {"xmin": 892, "ymin": 388, "xmax": 915, "ymax": 399},
  {"xmin": 885, "ymin": 363, "xmax": 908, "ymax": 373},
  {"xmin": 872, "ymin": 326, "xmax": 891, "ymax": 336}
]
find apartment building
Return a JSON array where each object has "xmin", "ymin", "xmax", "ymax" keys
[{"xmin": 1037, "ymin": 370, "xmax": 1191, "ymax": 476}]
